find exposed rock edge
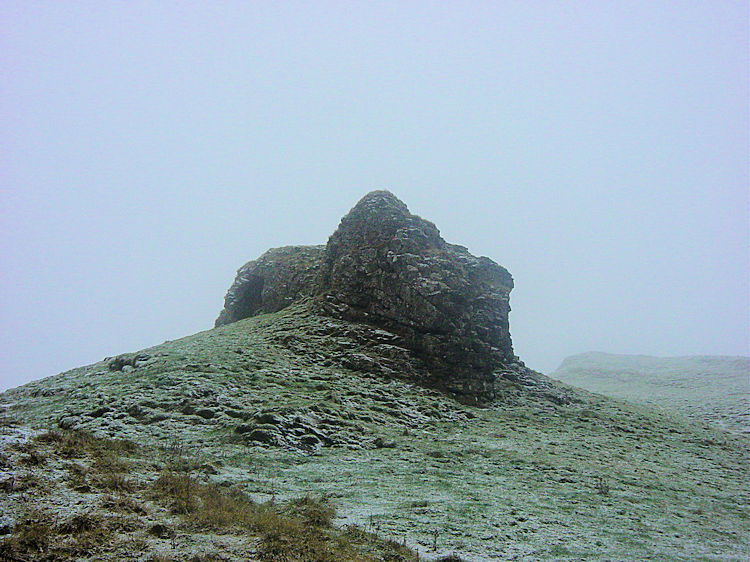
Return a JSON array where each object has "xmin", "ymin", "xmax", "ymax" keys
[{"xmin": 216, "ymin": 190, "xmax": 531, "ymax": 402}]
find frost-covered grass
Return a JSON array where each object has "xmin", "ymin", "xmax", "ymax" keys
[
  {"xmin": 553, "ymin": 351, "xmax": 750, "ymax": 433},
  {"xmin": 1, "ymin": 303, "xmax": 748, "ymax": 560},
  {"xmin": 0, "ymin": 428, "xmax": 419, "ymax": 561}
]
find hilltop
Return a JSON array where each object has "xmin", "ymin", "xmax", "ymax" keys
[
  {"xmin": 553, "ymin": 352, "xmax": 750, "ymax": 434},
  {"xmin": 1, "ymin": 192, "xmax": 748, "ymax": 560},
  {"xmin": 215, "ymin": 190, "xmax": 528, "ymax": 403}
]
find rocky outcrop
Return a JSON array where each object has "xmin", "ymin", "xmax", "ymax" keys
[
  {"xmin": 314, "ymin": 191, "xmax": 515, "ymax": 400},
  {"xmin": 215, "ymin": 245, "xmax": 324, "ymax": 326},
  {"xmin": 216, "ymin": 190, "xmax": 522, "ymax": 402}
]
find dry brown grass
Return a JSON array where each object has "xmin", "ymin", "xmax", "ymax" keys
[
  {"xmin": 0, "ymin": 510, "xmax": 114, "ymax": 560},
  {"xmin": 35, "ymin": 429, "xmax": 136, "ymax": 459},
  {"xmin": 1, "ymin": 429, "xmax": 418, "ymax": 561},
  {"xmin": 147, "ymin": 468, "xmax": 417, "ymax": 561}
]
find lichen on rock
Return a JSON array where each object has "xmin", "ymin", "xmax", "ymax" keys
[
  {"xmin": 215, "ymin": 190, "xmax": 522, "ymax": 402},
  {"xmin": 215, "ymin": 245, "xmax": 324, "ymax": 326},
  {"xmin": 314, "ymin": 190, "xmax": 516, "ymax": 401}
]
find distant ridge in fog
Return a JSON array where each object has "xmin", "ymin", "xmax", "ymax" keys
[{"xmin": 553, "ymin": 352, "xmax": 750, "ymax": 434}]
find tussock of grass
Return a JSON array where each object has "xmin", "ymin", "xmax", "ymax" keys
[
  {"xmin": 35, "ymin": 429, "xmax": 136, "ymax": 459},
  {"xmin": 2, "ymin": 429, "xmax": 418, "ymax": 561},
  {"xmin": 0, "ymin": 510, "xmax": 113, "ymax": 559},
  {"xmin": 101, "ymin": 494, "xmax": 147, "ymax": 515},
  {"xmin": 148, "ymin": 469, "xmax": 417, "ymax": 561}
]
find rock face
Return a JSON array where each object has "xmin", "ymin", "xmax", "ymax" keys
[
  {"xmin": 215, "ymin": 245, "xmax": 324, "ymax": 326},
  {"xmin": 216, "ymin": 190, "xmax": 519, "ymax": 401},
  {"xmin": 314, "ymin": 191, "xmax": 515, "ymax": 399}
]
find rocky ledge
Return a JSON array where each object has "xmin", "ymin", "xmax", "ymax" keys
[
  {"xmin": 216, "ymin": 190, "xmax": 529, "ymax": 402},
  {"xmin": 215, "ymin": 245, "xmax": 324, "ymax": 326}
]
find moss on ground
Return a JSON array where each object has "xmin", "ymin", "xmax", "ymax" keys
[{"xmin": 1, "ymin": 302, "xmax": 748, "ymax": 560}]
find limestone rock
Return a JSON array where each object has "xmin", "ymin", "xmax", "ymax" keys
[
  {"xmin": 314, "ymin": 191, "xmax": 515, "ymax": 401},
  {"xmin": 215, "ymin": 190, "xmax": 521, "ymax": 402},
  {"xmin": 215, "ymin": 245, "xmax": 324, "ymax": 326},
  {"xmin": 107, "ymin": 353, "xmax": 151, "ymax": 371}
]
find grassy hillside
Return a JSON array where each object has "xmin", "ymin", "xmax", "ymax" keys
[
  {"xmin": 2, "ymin": 305, "xmax": 748, "ymax": 560},
  {"xmin": 553, "ymin": 352, "xmax": 749, "ymax": 434}
]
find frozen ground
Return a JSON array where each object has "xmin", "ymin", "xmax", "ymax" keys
[{"xmin": 2, "ymin": 304, "xmax": 748, "ymax": 560}]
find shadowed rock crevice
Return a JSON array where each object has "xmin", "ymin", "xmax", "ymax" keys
[
  {"xmin": 215, "ymin": 245, "xmax": 324, "ymax": 326},
  {"xmin": 216, "ymin": 190, "xmax": 526, "ymax": 402}
]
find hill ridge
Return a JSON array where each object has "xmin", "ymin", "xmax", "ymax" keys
[
  {"xmin": 554, "ymin": 351, "xmax": 750, "ymax": 434},
  {"xmin": 1, "ymin": 193, "xmax": 748, "ymax": 560}
]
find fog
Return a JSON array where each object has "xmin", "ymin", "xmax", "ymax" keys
[{"xmin": 1, "ymin": 2, "xmax": 748, "ymax": 392}]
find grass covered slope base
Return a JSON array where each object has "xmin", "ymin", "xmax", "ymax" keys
[
  {"xmin": 0, "ymin": 428, "xmax": 417, "ymax": 561},
  {"xmin": 2, "ymin": 303, "xmax": 749, "ymax": 560}
]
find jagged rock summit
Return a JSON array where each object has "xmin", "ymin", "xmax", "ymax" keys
[{"xmin": 216, "ymin": 190, "xmax": 525, "ymax": 401}]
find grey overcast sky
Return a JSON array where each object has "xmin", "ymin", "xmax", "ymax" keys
[{"xmin": 1, "ymin": 2, "xmax": 748, "ymax": 391}]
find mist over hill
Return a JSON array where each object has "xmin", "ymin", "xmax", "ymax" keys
[{"xmin": 553, "ymin": 352, "xmax": 750, "ymax": 434}]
